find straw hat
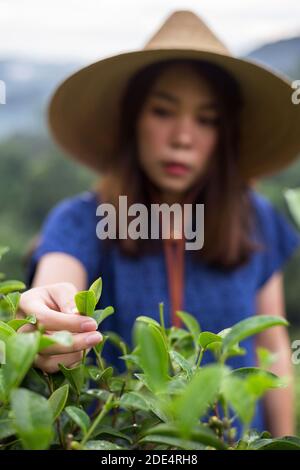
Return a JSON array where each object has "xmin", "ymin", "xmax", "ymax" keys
[{"xmin": 47, "ymin": 9, "xmax": 300, "ymax": 179}]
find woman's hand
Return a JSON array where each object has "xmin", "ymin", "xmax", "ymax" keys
[{"xmin": 18, "ymin": 282, "xmax": 102, "ymax": 373}]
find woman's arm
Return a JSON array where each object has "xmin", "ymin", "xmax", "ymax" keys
[
  {"xmin": 255, "ymin": 271, "xmax": 295, "ymax": 437},
  {"xmin": 31, "ymin": 252, "xmax": 87, "ymax": 290},
  {"xmin": 18, "ymin": 252, "xmax": 102, "ymax": 373}
]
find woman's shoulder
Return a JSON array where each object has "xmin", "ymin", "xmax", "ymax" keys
[{"xmin": 47, "ymin": 190, "xmax": 99, "ymax": 222}]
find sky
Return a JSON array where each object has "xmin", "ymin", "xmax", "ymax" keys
[{"xmin": 1, "ymin": 0, "xmax": 300, "ymax": 64}]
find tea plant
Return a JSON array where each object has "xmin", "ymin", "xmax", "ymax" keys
[
  {"xmin": 0, "ymin": 246, "xmax": 300, "ymax": 450},
  {"xmin": 285, "ymin": 187, "xmax": 300, "ymax": 231}
]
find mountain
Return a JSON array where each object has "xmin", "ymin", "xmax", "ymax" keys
[
  {"xmin": 245, "ymin": 36, "xmax": 300, "ymax": 79},
  {"xmin": 0, "ymin": 59, "xmax": 80, "ymax": 139},
  {"xmin": 0, "ymin": 34, "xmax": 299, "ymax": 140}
]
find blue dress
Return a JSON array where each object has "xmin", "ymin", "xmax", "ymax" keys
[{"xmin": 26, "ymin": 188, "xmax": 300, "ymax": 437}]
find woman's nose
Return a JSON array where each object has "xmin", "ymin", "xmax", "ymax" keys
[{"xmin": 170, "ymin": 117, "xmax": 194, "ymax": 149}]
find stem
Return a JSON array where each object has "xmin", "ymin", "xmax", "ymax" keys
[
  {"xmin": 196, "ymin": 347, "xmax": 204, "ymax": 367},
  {"xmin": 43, "ymin": 372, "xmax": 54, "ymax": 395},
  {"xmin": 80, "ymin": 393, "xmax": 114, "ymax": 448},
  {"xmin": 95, "ymin": 350, "xmax": 104, "ymax": 370},
  {"xmin": 82, "ymin": 349, "xmax": 87, "ymax": 364},
  {"xmin": 56, "ymin": 417, "xmax": 66, "ymax": 449},
  {"xmin": 159, "ymin": 302, "xmax": 168, "ymax": 344}
]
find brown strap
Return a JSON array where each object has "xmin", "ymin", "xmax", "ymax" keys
[
  {"xmin": 146, "ymin": 182, "xmax": 199, "ymax": 328},
  {"xmin": 163, "ymin": 235, "xmax": 185, "ymax": 327}
]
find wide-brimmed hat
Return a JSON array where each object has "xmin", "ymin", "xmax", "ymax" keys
[{"xmin": 47, "ymin": 9, "xmax": 300, "ymax": 179}]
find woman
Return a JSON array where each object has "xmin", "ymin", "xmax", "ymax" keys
[{"xmin": 19, "ymin": 10, "xmax": 300, "ymax": 437}]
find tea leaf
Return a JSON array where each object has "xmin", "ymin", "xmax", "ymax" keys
[
  {"xmin": 2, "ymin": 332, "xmax": 40, "ymax": 395},
  {"xmin": 65, "ymin": 406, "xmax": 91, "ymax": 434},
  {"xmin": 173, "ymin": 364, "xmax": 225, "ymax": 437},
  {"xmin": 83, "ymin": 440, "xmax": 123, "ymax": 450},
  {"xmin": 199, "ymin": 332, "xmax": 222, "ymax": 349},
  {"xmin": 0, "ymin": 247, "xmax": 9, "ymax": 260},
  {"xmin": 11, "ymin": 388, "xmax": 53, "ymax": 450},
  {"xmin": 48, "ymin": 384, "xmax": 69, "ymax": 421},
  {"xmin": 143, "ymin": 422, "xmax": 227, "ymax": 450},
  {"xmin": 176, "ymin": 311, "xmax": 201, "ymax": 346},
  {"xmin": 39, "ymin": 331, "xmax": 73, "ymax": 352},
  {"xmin": 89, "ymin": 277, "xmax": 102, "ymax": 304},
  {"xmin": 59, "ymin": 363, "xmax": 84, "ymax": 395},
  {"xmin": 75, "ymin": 290, "xmax": 96, "ymax": 316},
  {"xmin": 284, "ymin": 188, "xmax": 300, "ymax": 230},
  {"xmin": 222, "ymin": 316, "xmax": 289, "ymax": 353},
  {"xmin": 135, "ymin": 321, "xmax": 170, "ymax": 393},
  {"xmin": 0, "ymin": 320, "xmax": 16, "ymax": 341},
  {"xmin": 92, "ymin": 306, "xmax": 114, "ymax": 326},
  {"xmin": 0, "ymin": 280, "xmax": 26, "ymax": 295},
  {"xmin": 8, "ymin": 315, "xmax": 36, "ymax": 331}
]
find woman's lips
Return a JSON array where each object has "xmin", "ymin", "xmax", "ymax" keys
[{"xmin": 163, "ymin": 162, "xmax": 191, "ymax": 176}]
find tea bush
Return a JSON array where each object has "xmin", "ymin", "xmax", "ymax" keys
[{"xmin": 1, "ymin": 246, "xmax": 300, "ymax": 450}]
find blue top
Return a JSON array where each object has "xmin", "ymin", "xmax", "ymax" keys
[{"xmin": 26, "ymin": 188, "xmax": 300, "ymax": 436}]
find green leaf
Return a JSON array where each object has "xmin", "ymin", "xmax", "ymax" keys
[
  {"xmin": 0, "ymin": 246, "xmax": 9, "ymax": 260},
  {"xmin": 88, "ymin": 366, "xmax": 113, "ymax": 383},
  {"xmin": 0, "ymin": 418, "xmax": 16, "ymax": 440},
  {"xmin": 11, "ymin": 388, "xmax": 53, "ymax": 450},
  {"xmin": 250, "ymin": 436, "xmax": 300, "ymax": 450},
  {"xmin": 231, "ymin": 367, "xmax": 280, "ymax": 383},
  {"xmin": 222, "ymin": 375, "xmax": 256, "ymax": 424},
  {"xmin": 176, "ymin": 311, "xmax": 201, "ymax": 346},
  {"xmin": 59, "ymin": 363, "xmax": 84, "ymax": 395},
  {"xmin": 135, "ymin": 315, "xmax": 161, "ymax": 328},
  {"xmin": 8, "ymin": 315, "xmax": 36, "ymax": 331},
  {"xmin": 256, "ymin": 347, "xmax": 278, "ymax": 369},
  {"xmin": 0, "ymin": 280, "xmax": 26, "ymax": 295},
  {"xmin": 2, "ymin": 292, "xmax": 21, "ymax": 317},
  {"xmin": 134, "ymin": 321, "xmax": 170, "ymax": 393},
  {"xmin": 39, "ymin": 331, "xmax": 73, "ymax": 351},
  {"xmin": 284, "ymin": 188, "xmax": 300, "ymax": 230},
  {"xmin": 199, "ymin": 332, "xmax": 222, "ymax": 349},
  {"xmin": 65, "ymin": 406, "xmax": 91, "ymax": 434},
  {"xmin": 139, "ymin": 434, "xmax": 206, "ymax": 450},
  {"xmin": 75, "ymin": 290, "xmax": 96, "ymax": 316},
  {"xmin": 90, "ymin": 425, "xmax": 133, "ymax": 444},
  {"xmin": 0, "ymin": 320, "xmax": 16, "ymax": 341},
  {"xmin": 89, "ymin": 277, "xmax": 102, "ymax": 304},
  {"xmin": 169, "ymin": 350, "xmax": 193, "ymax": 379},
  {"xmin": 105, "ymin": 331, "xmax": 128, "ymax": 352},
  {"xmin": 119, "ymin": 391, "xmax": 150, "ymax": 412},
  {"xmin": 222, "ymin": 368, "xmax": 285, "ymax": 425},
  {"xmin": 222, "ymin": 316, "xmax": 289, "ymax": 353},
  {"xmin": 93, "ymin": 334, "xmax": 108, "ymax": 354},
  {"xmin": 172, "ymin": 364, "xmax": 225, "ymax": 437},
  {"xmin": 2, "ymin": 332, "xmax": 40, "ymax": 395},
  {"xmin": 48, "ymin": 384, "xmax": 69, "ymax": 421},
  {"xmin": 83, "ymin": 440, "xmax": 123, "ymax": 450},
  {"xmin": 92, "ymin": 306, "xmax": 114, "ymax": 326},
  {"xmin": 142, "ymin": 422, "xmax": 227, "ymax": 450}
]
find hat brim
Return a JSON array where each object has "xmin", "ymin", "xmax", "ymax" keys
[{"xmin": 47, "ymin": 48, "xmax": 300, "ymax": 179}]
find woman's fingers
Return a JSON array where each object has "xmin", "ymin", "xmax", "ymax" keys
[
  {"xmin": 35, "ymin": 305, "xmax": 98, "ymax": 333},
  {"xmin": 19, "ymin": 299, "xmax": 97, "ymax": 333},
  {"xmin": 19, "ymin": 282, "xmax": 97, "ymax": 333},
  {"xmin": 39, "ymin": 331, "xmax": 102, "ymax": 356},
  {"xmin": 46, "ymin": 282, "xmax": 78, "ymax": 314},
  {"xmin": 34, "ymin": 351, "xmax": 83, "ymax": 374}
]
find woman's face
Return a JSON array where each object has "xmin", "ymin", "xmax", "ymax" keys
[{"xmin": 136, "ymin": 63, "xmax": 220, "ymax": 198}]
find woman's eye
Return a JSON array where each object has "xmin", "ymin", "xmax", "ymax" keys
[
  {"xmin": 197, "ymin": 116, "xmax": 220, "ymax": 126},
  {"xmin": 151, "ymin": 106, "xmax": 173, "ymax": 117}
]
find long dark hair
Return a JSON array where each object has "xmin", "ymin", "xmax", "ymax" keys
[{"xmin": 95, "ymin": 58, "xmax": 262, "ymax": 269}]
